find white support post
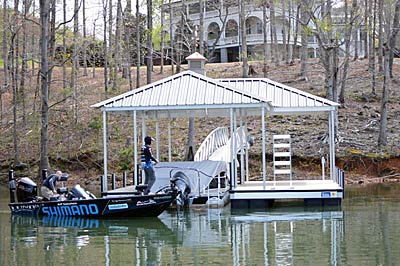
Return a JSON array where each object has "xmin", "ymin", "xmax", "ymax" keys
[
  {"xmin": 329, "ymin": 110, "xmax": 336, "ymax": 181},
  {"xmin": 141, "ymin": 114, "xmax": 147, "ymax": 185},
  {"xmin": 102, "ymin": 111, "xmax": 108, "ymax": 193},
  {"xmin": 142, "ymin": 115, "xmax": 146, "ymax": 144},
  {"xmin": 168, "ymin": 113, "xmax": 172, "ymax": 162},
  {"xmin": 230, "ymin": 108, "xmax": 236, "ymax": 188},
  {"xmin": 239, "ymin": 111, "xmax": 245, "ymax": 184},
  {"xmin": 155, "ymin": 118, "xmax": 160, "ymax": 160},
  {"xmin": 262, "ymin": 107, "xmax": 266, "ymax": 190},
  {"xmin": 133, "ymin": 111, "xmax": 138, "ymax": 186}
]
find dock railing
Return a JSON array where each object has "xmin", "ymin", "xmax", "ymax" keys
[
  {"xmin": 194, "ymin": 126, "xmax": 250, "ymax": 162},
  {"xmin": 334, "ymin": 167, "xmax": 345, "ymax": 189},
  {"xmin": 194, "ymin": 127, "xmax": 229, "ymax": 161}
]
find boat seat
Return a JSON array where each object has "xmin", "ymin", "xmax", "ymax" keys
[{"xmin": 135, "ymin": 185, "xmax": 148, "ymax": 193}]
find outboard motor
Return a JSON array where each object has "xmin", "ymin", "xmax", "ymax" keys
[
  {"xmin": 170, "ymin": 171, "xmax": 191, "ymax": 206},
  {"xmin": 67, "ymin": 184, "xmax": 96, "ymax": 200},
  {"xmin": 16, "ymin": 177, "xmax": 38, "ymax": 203}
]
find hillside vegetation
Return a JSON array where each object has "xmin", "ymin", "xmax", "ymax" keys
[{"xmin": 1, "ymin": 58, "xmax": 399, "ymax": 185}]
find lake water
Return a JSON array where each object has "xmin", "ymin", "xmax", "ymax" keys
[{"xmin": 1, "ymin": 183, "xmax": 400, "ymax": 266}]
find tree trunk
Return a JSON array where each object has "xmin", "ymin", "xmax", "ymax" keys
[
  {"xmin": 377, "ymin": 0, "xmax": 383, "ymax": 73},
  {"xmin": 378, "ymin": 0, "xmax": 400, "ymax": 146},
  {"xmin": 353, "ymin": 0, "xmax": 359, "ymax": 60},
  {"xmin": 300, "ymin": 3, "xmax": 308, "ymax": 78},
  {"xmin": 20, "ymin": 0, "xmax": 31, "ymax": 124},
  {"xmin": 339, "ymin": 0, "xmax": 354, "ymax": 105},
  {"xmin": 160, "ymin": 0, "xmax": 165, "ymax": 74},
  {"xmin": 262, "ymin": 2, "xmax": 268, "ymax": 77},
  {"xmin": 123, "ymin": 0, "xmax": 133, "ymax": 89},
  {"xmin": 71, "ymin": 0, "xmax": 79, "ymax": 124},
  {"xmin": 240, "ymin": 0, "xmax": 248, "ymax": 78},
  {"xmin": 282, "ymin": 0, "xmax": 287, "ymax": 63},
  {"xmin": 199, "ymin": 0, "xmax": 204, "ymax": 55},
  {"xmin": 83, "ymin": 0, "xmax": 88, "ymax": 76},
  {"xmin": 103, "ymin": 0, "xmax": 109, "ymax": 92},
  {"xmin": 136, "ymin": 0, "xmax": 141, "ymax": 87},
  {"xmin": 147, "ymin": 0, "xmax": 153, "ymax": 84},
  {"xmin": 113, "ymin": 0, "xmax": 122, "ymax": 88},
  {"xmin": 368, "ymin": 0, "xmax": 376, "ymax": 95},
  {"xmin": 363, "ymin": 0, "xmax": 368, "ymax": 58},
  {"xmin": 39, "ymin": 0, "xmax": 51, "ymax": 173},
  {"xmin": 11, "ymin": 0, "xmax": 20, "ymax": 166},
  {"xmin": 63, "ymin": 0, "xmax": 67, "ymax": 91},
  {"xmin": 378, "ymin": 47, "xmax": 389, "ymax": 146},
  {"xmin": 169, "ymin": 0, "xmax": 174, "ymax": 75}
]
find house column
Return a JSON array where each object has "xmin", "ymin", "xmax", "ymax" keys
[{"xmin": 220, "ymin": 48, "xmax": 228, "ymax": 63}]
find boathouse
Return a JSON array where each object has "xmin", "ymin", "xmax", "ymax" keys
[{"xmin": 92, "ymin": 53, "xmax": 344, "ymax": 208}]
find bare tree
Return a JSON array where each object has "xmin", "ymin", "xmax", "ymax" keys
[
  {"xmin": 378, "ymin": 0, "xmax": 400, "ymax": 146},
  {"xmin": 160, "ymin": 0, "xmax": 165, "ymax": 74},
  {"xmin": 147, "ymin": 0, "xmax": 153, "ymax": 84},
  {"xmin": 299, "ymin": 2, "xmax": 309, "ymax": 79},
  {"xmin": 262, "ymin": 1, "xmax": 270, "ymax": 77},
  {"xmin": 1, "ymin": 0, "xmax": 9, "ymax": 125},
  {"xmin": 363, "ymin": 0, "xmax": 368, "ymax": 58},
  {"xmin": 368, "ymin": 0, "xmax": 376, "ymax": 95},
  {"xmin": 103, "ymin": 0, "xmax": 109, "ymax": 92},
  {"xmin": 83, "ymin": 0, "xmax": 88, "ymax": 76},
  {"xmin": 62, "ymin": 0, "xmax": 67, "ymax": 91},
  {"xmin": 339, "ymin": 0, "xmax": 358, "ymax": 105},
  {"xmin": 136, "ymin": 0, "xmax": 141, "ymax": 87},
  {"xmin": 353, "ymin": 0, "xmax": 359, "ymax": 60},
  {"xmin": 270, "ymin": 1, "xmax": 279, "ymax": 64},
  {"xmin": 240, "ymin": 0, "xmax": 248, "ymax": 77},
  {"xmin": 39, "ymin": 0, "xmax": 51, "ymax": 173},
  {"xmin": 11, "ymin": 0, "xmax": 21, "ymax": 166}
]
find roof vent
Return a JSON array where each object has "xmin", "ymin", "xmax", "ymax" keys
[{"xmin": 186, "ymin": 52, "xmax": 207, "ymax": 76}]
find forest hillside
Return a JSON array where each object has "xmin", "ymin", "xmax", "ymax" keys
[{"xmin": 1, "ymin": 58, "xmax": 399, "ymax": 186}]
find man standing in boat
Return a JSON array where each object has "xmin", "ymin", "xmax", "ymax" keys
[
  {"xmin": 141, "ymin": 136, "xmax": 159, "ymax": 195},
  {"xmin": 41, "ymin": 170, "xmax": 64, "ymax": 200}
]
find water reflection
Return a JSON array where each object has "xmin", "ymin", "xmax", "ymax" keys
[
  {"xmin": 10, "ymin": 215, "xmax": 176, "ymax": 248},
  {"xmin": 8, "ymin": 206, "xmax": 344, "ymax": 265}
]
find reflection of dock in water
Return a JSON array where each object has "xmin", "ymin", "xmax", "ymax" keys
[{"xmin": 159, "ymin": 207, "xmax": 344, "ymax": 265}]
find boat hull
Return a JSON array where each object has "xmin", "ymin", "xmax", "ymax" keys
[{"xmin": 9, "ymin": 192, "xmax": 176, "ymax": 218}]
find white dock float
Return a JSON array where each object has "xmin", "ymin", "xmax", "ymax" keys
[{"xmin": 230, "ymin": 179, "xmax": 344, "ymax": 208}]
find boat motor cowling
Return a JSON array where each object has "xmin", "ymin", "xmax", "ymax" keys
[
  {"xmin": 171, "ymin": 171, "xmax": 191, "ymax": 206},
  {"xmin": 67, "ymin": 184, "xmax": 96, "ymax": 200},
  {"xmin": 16, "ymin": 177, "xmax": 38, "ymax": 203}
]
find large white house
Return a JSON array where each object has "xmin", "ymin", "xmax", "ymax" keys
[{"xmin": 162, "ymin": 0, "xmax": 319, "ymax": 63}]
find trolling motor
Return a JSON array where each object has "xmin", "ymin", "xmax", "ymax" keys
[{"xmin": 170, "ymin": 171, "xmax": 191, "ymax": 206}]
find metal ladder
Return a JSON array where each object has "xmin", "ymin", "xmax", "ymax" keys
[{"xmin": 273, "ymin": 135, "xmax": 292, "ymax": 186}]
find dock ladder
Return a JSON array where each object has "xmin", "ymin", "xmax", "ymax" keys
[{"xmin": 273, "ymin": 135, "xmax": 292, "ymax": 186}]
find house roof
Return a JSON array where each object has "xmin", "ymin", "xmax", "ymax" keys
[{"xmin": 92, "ymin": 70, "xmax": 272, "ymax": 118}]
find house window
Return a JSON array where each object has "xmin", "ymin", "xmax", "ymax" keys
[
  {"xmin": 206, "ymin": 0, "xmax": 219, "ymax": 12},
  {"xmin": 189, "ymin": 3, "xmax": 200, "ymax": 15},
  {"xmin": 208, "ymin": 22, "xmax": 220, "ymax": 40},
  {"xmin": 246, "ymin": 16, "xmax": 263, "ymax": 35},
  {"xmin": 226, "ymin": 19, "xmax": 238, "ymax": 37}
]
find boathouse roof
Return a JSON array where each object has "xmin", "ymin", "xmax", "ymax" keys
[{"xmin": 92, "ymin": 70, "xmax": 338, "ymax": 117}]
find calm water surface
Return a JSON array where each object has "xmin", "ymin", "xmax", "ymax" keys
[{"xmin": 1, "ymin": 183, "xmax": 400, "ymax": 266}]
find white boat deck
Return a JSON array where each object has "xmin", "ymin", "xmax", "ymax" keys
[
  {"xmin": 235, "ymin": 180, "xmax": 341, "ymax": 191},
  {"xmin": 230, "ymin": 179, "xmax": 343, "ymax": 203}
]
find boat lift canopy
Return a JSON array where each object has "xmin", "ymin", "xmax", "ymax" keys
[{"xmin": 92, "ymin": 69, "xmax": 339, "ymax": 192}]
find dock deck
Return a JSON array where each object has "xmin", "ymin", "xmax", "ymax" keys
[{"xmin": 230, "ymin": 179, "xmax": 343, "ymax": 208}]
